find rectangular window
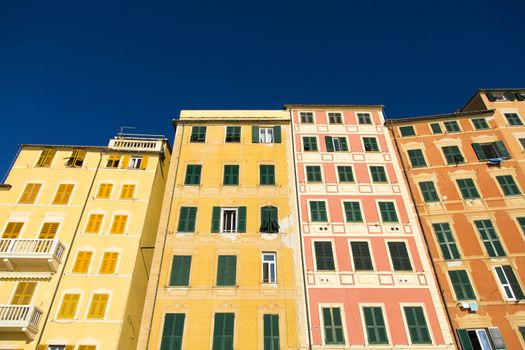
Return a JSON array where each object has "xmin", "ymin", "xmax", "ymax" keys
[
  {"xmin": 96, "ymin": 183, "xmax": 113, "ymax": 199},
  {"xmin": 211, "ymin": 207, "xmax": 246, "ymax": 233},
  {"xmin": 72, "ymin": 251, "xmax": 92, "ymax": 273},
  {"xmin": 472, "ymin": 118, "xmax": 489, "ymax": 130},
  {"xmin": 328, "ymin": 112, "xmax": 343, "ymax": 124},
  {"xmin": 303, "ymin": 137, "xmax": 318, "ymax": 151},
  {"xmin": 350, "ymin": 241, "xmax": 373, "ymax": 270},
  {"xmin": 378, "ymin": 202, "xmax": 398, "ymax": 222},
  {"xmin": 260, "ymin": 165, "xmax": 275, "ymax": 185},
  {"xmin": 399, "ymin": 126, "xmax": 416, "ymax": 137},
  {"xmin": 310, "ymin": 201, "xmax": 328, "ymax": 222},
  {"xmin": 337, "ymin": 166, "xmax": 354, "ymax": 182},
  {"xmin": 177, "ymin": 207, "xmax": 197, "ymax": 233},
  {"xmin": 370, "ymin": 166, "xmax": 387, "ymax": 182},
  {"xmin": 160, "ymin": 313, "xmax": 185, "ymax": 350},
  {"xmin": 2, "ymin": 222, "xmax": 24, "ymax": 238},
  {"xmin": 57, "ymin": 293, "xmax": 80, "ymax": 319},
  {"xmin": 430, "ymin": 123, "xmax": 442, "ymax": 134},
  {"xmin": 85, "ymin": 214, "xmax": 103, "ymax": 234},
  {"xmin": 225, "ymin": 126, "xmax": 241, "ymax": 143},
  {"xmin": 388, "ymin": 242, "xmax": 412, "ymax": 271},
  {"xmin": 419, "ymin": 181, "xmax": 439, "ymax": 202},
  {"xmin": 252, "ymin": 126, "xmax": 281, "ymax": 143},
  {"xmin": 322, "ymin": 307, "xmax": 345, "ymax": 345},
  {"xmin": 474, "ymin": 220, "xmax": 505, "ymax": 257},
  {"xmin": 223, "ymin": 165, "xmax": 239, "ymax": 185},
  {"xmin": 432, "ymin": 223, "xmax": 460, "ymax": 260},
  {"xmin": 110, "ymin": 215, "xmax": 128, "ymax": 234},
  {"xmin": 520, "ymin": 138, "xmax": 525, "ymax": 150},
  {"xmin": 518, "ymin": 217, "xmax": 525, "ymax": 236},
  {"xmin": 78, "ymin": 345, "xmax": 96, "ymax": 350},
  {"xmin": 306, "ymin": 166, "xmax": 322, "ymax": 182},
  {"xmin": 458, "ymin": 328, "xmax": 504, "ymax": 350},
  {"xmin": 120, "ymin": 184, "xmax": 136, "ymax": 199},
  {"xmin": 325, "ymin": 136, "xmax": 348, "ymax": 152},
  {"xmin": 216, "ymin": 255, "xmax": 237, "ymax": 286},
  {"xmin": 344, "ymin": 202, "xmax": 363, "ymax": 222},
  {"xmin": 222, "ymin": 209, "xmax": 238, "ymax": 233},
  {"xmin": 87, "ymin": 293, "xmax": 109, "ymax": 319},
  {"xmin": 449, "ymin": 270, "xmax": 476, "ymax": 300},
  {"xmin": 456, "ymin": 178, "xmax": 480, "ymax": 199},
  {"xmin": 357, "ymin": 113, "xmax": 372, "ymax": 124},
  {"xmin": 52, "ymin": 184, "xmax": 74, "ymax": 205},
  {"xmin": 300, "ymin": 112, "xmax": 314, "ymax": 123},
  {"xmin": 38, "ymin": 222, "xmax": 59, "ymax": 239},
  {"xmin": 495, "ymin": 265, "xmax": 524, "ymax": 301},
  {"xmin": 505, "ymin": 113, "xmax": 523, "ymax": 126},
  {"xmin": 190, "ymin": 126, "xmax": 207, "ymax": 142},
  {"xmin": 442, "ymin": 146, "xmax": 464, "ymax": 165},
  {"xmin": 11, "ymin": 282, "xmax": 36, "ymax": 305},
  {"xmin": 363, "ymin": 137, "xmax": 379, "ymax": 152},
  {"xmin": 407, "ymin": 149, "xmax": 427, "ymax": 168},
  {"xmin": 496, "ymin": 175, "xmax": 521, "ymax": 196},
  {"xmin": 259, "ymin": 127, "xmax": 274, "ymax": 143},
  {"xmin": 99, "ymin": 252, "xmax": 118, "ymax": 274},
  {"xmin": 260, "ymin": 206, "xmax": 279, "ymax": 233},
  {"xmin": 36, "ymin": 149, "xmax": 56, "ymax": 167},
  {"xmin": 67, "ymin": 149, "xmax": 86, "ymax": 167},
  {"xmin": 106, "ymin": 155, "xmax": 121, "ymax": 168},
  {"xmin": 127, "ymin": 155, "xmax": 148, "ymax": 170},
  {"xmin": 18, "ymin": 183, "xmax": 42, "ymax": 204},
  {"xmin": 263, "ymin": 314, "xmax": 280, "ymax": 350},
  {"xmin": 444, "ymin": 120, "xmax": 461, "ymax": 132},
  {"xmin": 363, "ymin": 307, "xmax": 388, "ymax": 344},
  {"xmin": 472, "ymin": 141, "xmax": 510, "ymax": 160},
  {"xmin": 212, "ymin": 313, "xmax": 234, "ymax": 350},
  {"xmin": 403, "ymin": 306, "xmax": 431, "ymax": 344},
  {"xmin": 170, "ymin": 256, "xmax": 192, "ymax": 287},
  {"xmin": 314, "ymin": 241, "xmax": 335, "ymax": 271},
  {"xmin": 185, "ymin": 165, "xmax": 202, "ymax": 185},
  {"xmin": 262, "ymin": 253, "xmax": 277, "ymax": 283}
]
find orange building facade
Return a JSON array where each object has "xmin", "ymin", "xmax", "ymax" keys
[{"xmin": 387, "ymin": 89, "xmax": 525, "ymax": 350}]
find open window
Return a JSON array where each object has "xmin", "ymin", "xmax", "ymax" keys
[
  {"xmin": 472, "ymin": 141, "xmax": 510, "ymax": 161},
  {"xmin": 260, "ymin": 206, "xmax": 279, "ymax": 233}
]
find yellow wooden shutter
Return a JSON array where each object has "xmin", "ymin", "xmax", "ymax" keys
[
  {"xmin": 2, "ymin": 222, "xmax": 24, "ymax": 238},
  {"xmin": 65, "ymin": 346, "xmax": 75, "ymax": 350},
  {"xmin": 99, "ymin": 252, "xmax": 119, "ymax": 274},
  {"xmin": 96, "ymin": 183, "xmax": 113, "ymax": 199},
  {"xmin": 68, "ymin": 149, "xmax": 86, "ymax": 167},
  {"xmin": 78, "ymin": 346, "xmax": 96, "ymax": 350},
  {"xmin": 10, "ymin": 282, "xmax": 36, "ymax": 305},
  {"xmin": 107, "ymin": 155, "xmax": 121, "ymax": 168},
  {"xmin": 19, "ymin": 183, "xmax": 42, "ymax": 204},
  {"xmin": 139, "ymin": 156, "xmax": 148, "ymax": 170},
  {"xmin": 52, "ymin": 184, "xmax": 74, "ymax": 205},
  {"xmin": 37, "ymin": 149, "xmax": 56, "ymax": 167},
  {"xmin": 85, "ymin": 214, "xmax": 103, "ymax": 233},
  {"xmin": 38, "ymin": 222, "xmax": 59, "ymax": 239},
  {"xmin": 120, "ymin": 184, "xmax": 135, "ymax": 199},
  {"xmin": 57, "ymin": 293, "xmax": 80, "ymax": 319},
  {"xmin": 36, "ymin": 345, "xmax": 48, "ymax": 350},
  {"xmin": 121, "ymin": 155, "xmax": 130, "ymax": 169},
  {"xmin": 110, "ymin": 215, "xmax": 127, "ymax": 234},
  {"xmin": 72, "ymin": 251, "xmax": 92, "ymax": 273},
  {"xmin": 87, "ymin": 293, "xmax": 109, "ymax": 319}
]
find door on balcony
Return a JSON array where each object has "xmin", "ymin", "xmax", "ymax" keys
[
  {"xmin": 10, "ymin": 282, "xmax": 36, "ymax": 305},
  {"xmin": 2, "ymin": 222, "xmax": 23, "ymax": 238},
  {"xmin": 37, "ymin": 222, "xmax": 59, "ymax": 252}
]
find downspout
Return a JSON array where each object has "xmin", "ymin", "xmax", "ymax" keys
[
  {"xmin": 36, "ymin": 151, "xmax": 103, "ymax": 346},
  {"xmin": 386, "ymin": 119, "xmax": 460, "ymax": 349},
  {"xmin": 287, "ymin": 108, "xmax": 313, "ymax": 349}
]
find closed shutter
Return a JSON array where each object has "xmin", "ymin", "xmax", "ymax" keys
[
  {"xmin": 486, "ymin": 92, "xmax": 497, "ymax": 101},
  {"xmin": 363, "ymin": 307, "xmax": 388, "ymax": 344},
  {"xmin": 57, "ymin": 293, "xmax": 80, "ymax": 319},
  {"xmin": 213, "ymin": 313, "xmax": 234, "ymax": 350},
  {"xmin": 457, "ymin": 329, "xmax": 474, "ymax": 350},
  {"xmin": 472, "ymin": 143, "xmax": 487, "ymax": 161},
  {"xmin": 388, "ymin": 242, "xmax": 412, "ymax": 271},
  {"xmin": 433, "ymin": 223, "xmax": 460, "ymax": 260},
  {"xmin": 252, "ymin": 126, "xmax": 259, "ymax": 143},
  {"xmin": 351, "ymin": 242, "xmax": 373, "ymax": 270},
  {"xmin": 178, "ymin": 207, "xmax": 197, "ymax": 233},
  {"xmin": 121, "ymin": 155, "xmax": 130, "ymax": 169},
  {"xmin": 37, "ymin": 149, "xmax": 56, "ymax": 167},
  {"xmin": 488, "ymin": 327, "xmax": 506, "ymax": 350},
  {"xmin": 379, "ymin": 202, "xmax": 398, "ymax": 222},
  {"xmin": 494, "ymin": 141, "xmax": 511, "ymax": 159},
  {"xmin": 2, "ymin": 222, "xmax": 24, "ymax": 238},
  {"xmin": 140, "ymin": 155, "xmax": 149, "ymax": 170},
  {"xmin": 170, "ymin": 256, "xmax": 192, "ymax": 286},
  {"xmin": 322, "ymin": 307, "xmax": 345, "ymax": 344},
  {"xmin": 99, "ymin": 252, "xmax": 119, "ymax": 274},
  {"xmin": 340, "ymin": 137, "xmax": 348, "ymax": 151},
  {"xmin": 217, "ymin": 255, "xmax": 237, "ymax": 286},
  {"xmin": 325, "ymin": 136, "xmax": 334, "ymax": 152},
  {"xmin": 211, "ymin": 207, "xmax": 221, "ymax": 233},
  {"xmin": 404, "ymin": 306, "xmax": 431, "ymax": 344},
  {"xmin": 87, "ymin": 294, "xmax": 109, "ymax": 319},
  {"xmin": 11, "ymin": 282, "xmax": 36, "ymax": 305},
  {"xmin": 86, "ymin": 214, "xmax": 103, "ymax": 233},
  {"xmin": 263, "ymin": 314, "xmax": 280, "ymax": 350},
  {"xmin": 52, "ymin": 184, "xmax": 74, "ymax": 205},
  {"xmin": 160, "ymin": 313, "xmax": 185, "ymax": 350},
  {"xmin": 449, "ymin": 270, "xmax": 476, "ymax": 300},
  {"xmin": 310, "ymin": 201, "xmax": 327, "ymax": 222},
  {"xmin": 110, "ymin": 215, "xmax": 128, "ymax": 234},
  {"xmin": 73, "ymin": 251, "xmax": 92, "ymax": 273},
  {"xmin": 475, "ymin": 220, "xmax": 505, "ymax": 257},
  {"xmin": 39, "ymin": 223, "xmax": 59, "ymax": 239},
  {"xmin": 237, "ymin": 207, "xmax": 246, "ymax": 233},
  {"xmin": 273, "ymin": 126, "xmax": 281, "ymax": 143},
  {"xmin": 314, "ymin": 242, "xmax": 335, "ymax": 271},
  {"xmin": 19, "ymin": 183, "xmax": 42, "ymax": 204}
]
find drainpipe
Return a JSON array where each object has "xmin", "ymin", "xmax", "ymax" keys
[{"xmin": 386, "ymin": 119, "xmax": 460, "ymax": 349}]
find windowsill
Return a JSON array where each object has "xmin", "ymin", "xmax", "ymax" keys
[
  {"xmin": 214, "ymin": 285, "xmax": 237, "ymax": 289},
  {"xmin": 261, "ymin": 282, "xmax": 278, "ymax": 287}
]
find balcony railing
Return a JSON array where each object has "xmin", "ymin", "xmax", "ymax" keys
[
  {"xmin": 0, "ymin": 305, "xmax": 43, "ymax": 339},
  {"xmin": 0, "ymin": 239, "xmax": 65, "ymax": 272}
]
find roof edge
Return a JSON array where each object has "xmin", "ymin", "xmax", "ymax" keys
[
  {"xmin": 284, "ymin": 104, "xmax": 384, "ymax": 109},
  {"xmin": 386, "ymin": 109, "xmax": 495, "ymax": 124}
]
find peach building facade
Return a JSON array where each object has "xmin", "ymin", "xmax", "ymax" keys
[{"xmin": 287, "ymin": 105, "xmax": 453, "ymax": 349}]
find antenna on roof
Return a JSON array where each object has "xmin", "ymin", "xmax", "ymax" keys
[{"xmin": 118, "ymin": 126, "xmax": 136, "ymax": 138}]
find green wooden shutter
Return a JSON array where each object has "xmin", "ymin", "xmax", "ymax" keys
[
  {"xmin": 325, "ymin": 136, "xmax": 334, "ymax": 152},
  {"xmin": 344, "ymin": 202, "xmax": 363, "ymax": 222},
  {"xmin": 457, "ymin": 329, "xmax": 474, "ymax": 350},
  {"xmin": 432, "ymin": 223, "xmax": 460, "ymax": 260},
  {"xmin": 516, "ymin": 92, "xmax": 525, "ymax": 101},
  {"xmin": 340, "ymin": 138, "xmax": 348, "ymax": 151},
  {"xmin": 449, "ymin": 270, "xmax": 475, "ymax": 300},
  {"xmin": 260, "ymin": 206, "xmax": 270, "ymax": 232},
  {"xmin": 314, "ymin": 242, "xmax": 335, "ymax": 270},
  {"xmin": 404, "ymin": 307, "xmax": 431, "ymax": 344},
  {"xmin": 217, "ymin": 256, "xmax": 237, "ymax": 286},
  {"xmin": 471, "ymin": 143, "xmax": 487, "ymax": 161},
  {"xmin": 269, "ymin": 206, "xmax": 279, "ymax": 233},
  {"xmin": 502, "ymin": 266, "xmax": 525, "ymax": 300},
  {"xmin": 177, "ymin": 207, "xmax": 197, "ymax": 233},
  {"xmin": 350, "ymin": 242, "xmax": 373, "ymax": 270},
  {"xmin": 486, "ymin": 92, "xmax": 497, "ymax": 101},
  {"xmin": 494, "ymin": 141, "xmax": 510, "ymax": 159},
  {"xmin": 211, "ymin": 207, "xmax": 221, "ymax": 233},
  {"xmin": 213, "ymin": 313, "xmax": 234, "ymax": 350},
  {"xmin": 273, "ymin": 126, "xmax": 281, "ymax": 143},
  {"xmin": 237, "ymin": 207, "xmax": 246, "ymax": 233},
  {"xmin": 488, "ymin": 327, "xmax": 506, "ymax": 350},
  {"xmin": 263, "ymin": 315, "xmax": 280, "ymax": 350},
  {"xmin": 170, "ymin": 256, "xmax": 192, "ymax": 286},
  {"xmin": 252, "ymin": 126, "xmax": 259, "ymax": 143},
  {"xmin": 160, "ymin": 313, "xmax": 185, "ymax": 350},
  {"xmin": 388, "ymin": 242, "xmax": 412, "ymax": 271},
  {"xmin": 363, "ymin": 307, "xmax": 388, "ymax": 344}
]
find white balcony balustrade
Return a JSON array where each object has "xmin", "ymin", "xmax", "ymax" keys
[
  {"xmin": 0, "ymin": 238, "xmax": 65, "ymax": 272},
  {"xmin": 0, "ymin": 305, "xmax": 43, "ymax": 339}
]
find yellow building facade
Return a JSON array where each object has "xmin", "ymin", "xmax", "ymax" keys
[
  {"xmin": 138, "ymin": 111, "xmax": 308, "ymax": 350},
  {"xmin": 0, "ymin": 135, "xmax": 170, "ymax": 350}
]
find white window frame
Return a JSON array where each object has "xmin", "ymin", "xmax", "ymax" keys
[
  {"xmin": 299, "ymin": 111, "xmax": 315, "ymax": 124},
  {"xmin": 221, "ymin": 208, "xmax": 238, "ymax": 233},
  {"xmin": 259, "ymin": 127, "xmax": 274, "ymax": 143},
  {"xmin": 333, "ymin": 138, "xmax": 343, "ymax": 152},
  {"xmin": 356, "ymin": 112, "xmax": 372, "ymax": 125},
  {"xmin": 327, "ymin": 112, "xmax": 343, "ymax": 124},
  {"xmin": 262, "ymin": 252, "xmax": 277, "ymax": 284},
  {"xmin": 494, "ymin": 265, "xmax": 522, "ymax": 301},
  {"xmin": 128, "ymin": 156, "xmax": 142, "ymax": 169}
]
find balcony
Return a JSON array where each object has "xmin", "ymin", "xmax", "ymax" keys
[
  {"xmin": 0, "ymin": 305, "xmax": 43, "ymax": 339},
  {"xmin": 0, "ymin": 239, "xmax": 65, "ymax": 272}
]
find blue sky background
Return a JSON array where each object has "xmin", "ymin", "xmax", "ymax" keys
[{"xmin": 1, "ymin": 0, "xmax": 523, "ymax": 178}]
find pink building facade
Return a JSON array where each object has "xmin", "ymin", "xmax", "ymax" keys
[{"xmin": 286, "ymin": 105, "xmax": 455, "ymax": 349}]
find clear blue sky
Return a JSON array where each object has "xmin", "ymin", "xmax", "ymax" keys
[{"xmin": 1, "ymin": 0, "xmax": 523, "ymax": 178}]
